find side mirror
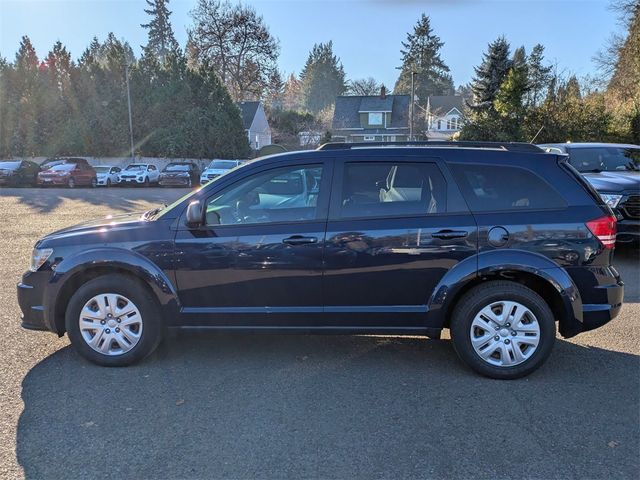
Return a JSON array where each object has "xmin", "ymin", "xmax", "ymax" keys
[{"xmin": 185, "ymin": 200, "xmax": 203, "ymax": 228}]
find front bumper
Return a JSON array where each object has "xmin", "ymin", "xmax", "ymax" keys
[
  {"xmin": 615, "ymin": 217, "xmax": 640, "ymax": 243},
  {"xmin": 119, "ymin": 177, "xmax": 146, "ymax": 185},
  {"xmin": 38, "ymin": 177, "xmax": 67, "ymax": 185},
  {"xmin": 17, "ymin": 270, "xmax": 54, "ymax": 333},
  {"xmin": 159, "ymin": 176, "xmax": 191, "ymax": 186}
]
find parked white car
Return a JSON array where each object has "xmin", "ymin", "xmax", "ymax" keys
[
  {"xmin": 94, "ymin": 165, "xmax": 122, "ymax": 187},
  {"xmin": 119, "ymin": 163, "xmax": 160, "ymax": 186},
  {"xmin": 200, "ymin": 159, "xmax": 243, "ymax": 185}
]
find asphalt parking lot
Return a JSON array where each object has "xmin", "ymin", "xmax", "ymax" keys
[{"xmin": 0, "ymin": 187, "xmax": 638, "ymax": 479}]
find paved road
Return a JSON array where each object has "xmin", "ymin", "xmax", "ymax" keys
[{"xmin": 0, "ymin": 187, "xmax": 638, "ymax": 479}]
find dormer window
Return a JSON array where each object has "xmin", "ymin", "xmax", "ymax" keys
[{"xmin": 368, "ymin": 112, "xmax": 383, "ymax": 126}]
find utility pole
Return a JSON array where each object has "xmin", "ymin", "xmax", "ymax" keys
[
  {"xmin": 409, "ymin": 71, "xmax": 416, "ymax": 141},
  {"xmin": 125, "ymin": 60, "xmax": 135, "ymax": 161}
]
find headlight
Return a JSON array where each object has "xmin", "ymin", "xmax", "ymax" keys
[
  {"xmin": 600, "ymin": 193, "xmax": 623, "ymax": 208},
  {"xmin": 30, "ymin": 248, "xmax": 53, "ymax": 272}
]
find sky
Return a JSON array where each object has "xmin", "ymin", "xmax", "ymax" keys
[{"xmin": 0, "ymin": 0, "xmax": 623, "ymax": 89}]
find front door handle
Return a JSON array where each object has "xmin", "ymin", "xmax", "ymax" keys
[
  {"xmin": 283, "ymin": 235, "xmax": 318, "ymax": 245},
  {"xmin": 431, "ymin": 230, "xmax": 469, "ymax": 240}
]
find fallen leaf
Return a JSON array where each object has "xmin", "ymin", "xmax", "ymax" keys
[
  {"xmin": 81, "ymin": 421, "xmax": 96, "ymax": 428},
  {"xmin": 608, "ymin": 440, "xmax": 620, "ymax": 448},
  {"xmin": 176, "ymin": 399, "xmax": 185, "ymax": 406}
]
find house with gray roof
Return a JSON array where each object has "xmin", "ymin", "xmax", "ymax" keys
[
  {"xmin": 425, "ymin": 95, "xmax": 464, "ymax": 140},
  {"xmin": 237, "ymin": 101, "xmax": 272, "ymax": 150},
  {"xmin": 331, "ymin": 87, "xmax": 410, "ymax": 143}
]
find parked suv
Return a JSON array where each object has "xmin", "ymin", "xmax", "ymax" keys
[
  {"xmin": 539, "ymin": 143, "xmax": 639, "ymax": 243},
  {"xmin": 119, "ymin": 163, "xmax": 159, "ymax": 185},
  {"xmin": 18, "ymin": 142, "xmax": 624, "ymax": 379},
  {"xmin": 200, "ymin": 159, "xmax": 243, "ymax": 185}
]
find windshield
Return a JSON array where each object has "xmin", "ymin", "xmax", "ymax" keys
[
  {"xmin": 125, "ymin": 165, "xmax": 146, "ymax": 171},
  {"xmin": 50, "ymin": 164, "xmax": 75, "ymax": 171},
  {"xmin": 164, "ymin": 164, "xmax": 190, "ymax": 172},
  {"xmin": 0, "ymin": 161, "xmax": 20, "ymax": 170},
  {"xmin": 94, "ymin": 166, "xmax": 111, "ymax": 173},
  {"xmin": 208, "ymin": 160, "xmax": 238, "ymax": 170},
  {"xmin": 569, "ymin": 147, "xmax": 640, "ymax": 172}
]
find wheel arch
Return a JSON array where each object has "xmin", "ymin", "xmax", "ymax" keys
[
  {"xmin": 427, "ymin": 250, "xmax": 583, "ymax": 338},
  {"xmin": 45, "ymin": 249, "xmax": 180, "ymax": 335}
]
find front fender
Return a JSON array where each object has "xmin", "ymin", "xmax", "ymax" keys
[
  {"xmin": 426, "ymin": 250, "xmax": 583, "ymax": 334},
  {"xmin": 43, "ymin": 247, "xmax": 180, "ymax": 333}
]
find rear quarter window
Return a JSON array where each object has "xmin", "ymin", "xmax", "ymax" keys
[{"xmin": 449, "ymin": 163, "xmax": 566, "ymax": 212}]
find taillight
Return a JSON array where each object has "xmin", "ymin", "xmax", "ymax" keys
[{"xmin": 586, "ymin": 215, "xmax": 617, "ymax": 249}]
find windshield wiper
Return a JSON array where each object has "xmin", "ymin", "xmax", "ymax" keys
[{"xmin": 143, "ymin": 205, "xmax": 167, "ymax": 220}]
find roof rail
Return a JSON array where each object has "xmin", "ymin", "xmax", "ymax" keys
[{"xmin": 317, "ymin": 141, "xmax": 544, "ymax": 153}]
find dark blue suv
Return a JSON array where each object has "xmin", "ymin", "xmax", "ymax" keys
[{"xmin": 17, "ymin": 142, "xmax": 624, "ymax": 379}]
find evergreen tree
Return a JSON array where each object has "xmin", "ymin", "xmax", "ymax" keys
[
  {"xmin": 141, "ymin": 0, "xmax": 179, "ymax": 63},
  {"xmin": 394, "ymin": 14, "xmax": 454, "ymax": 101},
  {"xmin": 526, "ymin": 44, "xmax": 552, "ymax": 106},
  {"xmin": 299, "ymin": 41, "xmax": 346, "ymax": 114},
  {"xmin": 470, "ymin": 36, "xmax": 512, "ymax": 110},
  {"xmin": 264, "ymin": 69, "xmax": 285, "ymax": 110}
]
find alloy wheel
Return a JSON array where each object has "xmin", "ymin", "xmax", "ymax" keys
[
  {"xmin": 78, "ymin": 293, "xmax": 143, "ymax": 356},
  {"xmin": 469, "ymin": 300, "xmax": 540, "ymax": 367}
]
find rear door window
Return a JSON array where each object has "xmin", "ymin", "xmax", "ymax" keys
[
  {"xmin": 337, "ymin": 162, "xmax": 447, "ymax": 219},
  {"xmin": 449, "ymin": 164, "xmax": 566, "ymax": 212}
]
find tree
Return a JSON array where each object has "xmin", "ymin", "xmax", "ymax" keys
[
  {"xmin": 526, "ymin": 44, "xmax": 553, "ymax": 106},
  {"xmin": 264, "ymin": 69, "xmax": 285, "ymax": 110},
  {"xmin": 299, "ymin": 41, "xmax": 347, "ymax": 114},
  {"xmin": 394, "ymin": 14, "xmax": 454, "ymax": 101},
  {"xmin": 282, "ymin": 73, "xmax": 302, "ymax": 111},
  {"xmin": 469, "ymin": 36, "xmax": 512, "ymax": 110},
  {"xmin": 188, "ymin": 0, "xmax": 279, "ymax": 101},
  {"xmin": 347, "ymin": 77, "xmax": 381, "ymax": 96},
  {"xmin": 141, "ymin": 0, "xmax": 179, "ymax": 63}
]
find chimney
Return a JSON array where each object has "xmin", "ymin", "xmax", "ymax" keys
[{"xmin": 380, "ymin": 85, "xmax": 386, "ymax": 99}]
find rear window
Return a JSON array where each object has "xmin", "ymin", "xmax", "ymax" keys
[
  {"xmin": 568, "ymin": 146, "xmax": 640, "ymax": 172},
  {"xmin": 450, "ymin": 164, "xmax": 566, "ymax": 212}
]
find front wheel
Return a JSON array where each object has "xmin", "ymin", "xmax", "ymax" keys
[
  {"xmin": 67, "ymin": 177, "xmax": 76, "ymax": 188},
  {"xmin": 450, "ymin": 281, "xmax": 556, "ymax": 379},
  {"xmin": 65, "ymin": 274, "xmax": 164, "ymax": 366}
]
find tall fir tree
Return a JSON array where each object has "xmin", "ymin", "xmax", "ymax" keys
[
  {"xmin": 141, "ymin": 0, "xmax": 179, "ymax": 63},
  {"xmin": 299, "ymin": 41, "xmax": 346, "ymax": 114},
  {"xmin": 470, "ymin": 36, "xmax": 512, "ymax": 110},
  {"xmin": 526, "ymin": 44, "xmax": 552, "ymax": 106},
  {"xmin": 394, "ymin": 14, "xmax": 454, "ymax": 101}
]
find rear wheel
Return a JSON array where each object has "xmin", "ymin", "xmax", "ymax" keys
[
  {"xmin": 450, "ymin": 281, "xmax": 556, "ymax": 379},
  {"xmin": 91, "ymin": 177, "xmax": 97, "ymax": 188},
  {"xmin": 65, "ymin": 274, "xmax": 164, "ymax": 366}
]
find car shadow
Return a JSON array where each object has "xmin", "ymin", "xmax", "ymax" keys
[
  {"xmin": 16, "ymin": 333, "xmax": 639, "ymax": 479},
  {"xmin": 0, "ymin": 187, "xmax": 191, "ymax": 214}
]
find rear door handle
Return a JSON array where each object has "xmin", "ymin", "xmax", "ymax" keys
[
  {"xmin": 431, "ymin": 230, "xmax": 469, "ymax": 240},
  {"xmin": 283, "ymin": 235, "xmax": 318, "ymax": 245}
]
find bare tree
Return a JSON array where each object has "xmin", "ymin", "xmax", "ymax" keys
[
  {"xmin": 347, "ymin": 77, "xmax": 381, "ymax": 96},
  {"xmin": 188, "ymin": 0, "xmax": 279, "ymax": 101}
]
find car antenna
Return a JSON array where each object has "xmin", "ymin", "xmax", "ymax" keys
[{"xmin": 529, "ymin": 125, "xmax": 544, "ymax": 144}]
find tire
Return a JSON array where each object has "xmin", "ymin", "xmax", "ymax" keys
[
  {"xmin": 106, "ymin": 178, "xmax": 111, "ymax": 187},
  {"xmin": 187, "ymin": 178, "xmax": 192, "ymax": 188},
  {"xmin": 68, "ymin": 177, "xmax": 76, "ymax": 188},
  {"xmin": 91, "ymin": 177, "xmax": 97, "ymax": 188},
  {"xmin": 450, "ymin": 281, "xmax": 556, "ymax": 380},
  {"xmin": 144, "ymin": 177, "xmax": 150, "ymax": 187},
  {"xmin": 65, "ymin": 274, "xmax": 164, "ymax": 367}
]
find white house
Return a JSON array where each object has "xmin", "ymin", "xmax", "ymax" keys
[
  {"xmin": 426, "ymin": 95, "xmax": 464, "ymax": 140},
  {"xmin": 237, "ymin": 101, "xmax": 272, "ymax": 150}
]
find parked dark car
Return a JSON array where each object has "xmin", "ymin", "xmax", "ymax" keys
[
  {"xmin": 540, "ymin": 143, "xmax": 640, "ymax": 244},
  {"xmin": 18, "ymin": 141, "xmax": 623, "ymax": 379},
  {"xmin": 37, "ymin": 162, "xmax": 98, "ymax": 188},
  {"xmin": 158, "ymin": 162, "xmax": 200, "ymax": 187},
  {"xmin": 0, "ymin": 160, "xmax": 40, "ymax": 186}
]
